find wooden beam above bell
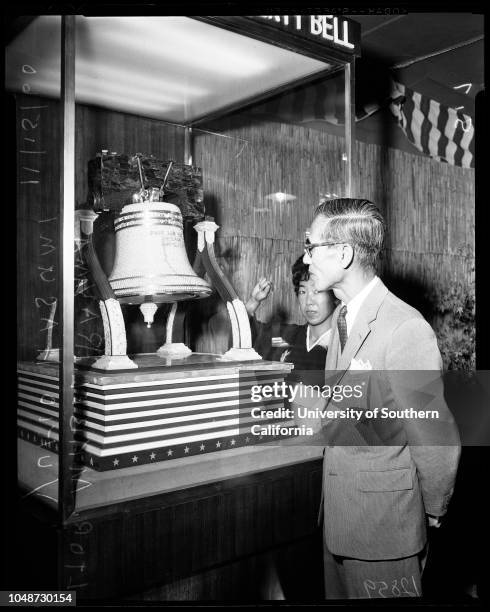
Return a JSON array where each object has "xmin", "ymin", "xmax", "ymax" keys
[{"xmin": 87, "ymin": 151, "xmax": 204, "ymax": 219}]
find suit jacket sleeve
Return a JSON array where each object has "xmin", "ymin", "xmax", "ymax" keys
[{"xmin": 386, "ymin": 317, "xmax": 461, "ymax": 517}]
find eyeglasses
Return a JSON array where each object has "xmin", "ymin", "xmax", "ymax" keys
[{"xmin": 303, "ymin": 238, "xmax": 346, "ymax": 257}]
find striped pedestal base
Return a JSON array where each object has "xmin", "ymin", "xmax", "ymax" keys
[{"xmin": 17, "ymin": 356, "xmax": 294, "ymax": 471}]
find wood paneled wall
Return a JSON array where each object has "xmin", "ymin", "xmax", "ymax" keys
[
  {"xmin": 74, "ymin": 105, "xmax": 185, "ymax": 209},
  {"xmin": 356, "ymin": 141, "xmax": 475, "ymax": 291},
  {"xmin": 17, "ymin": 94, "xmax": 62, "ymax": 361},
  {"xmin": 191, "ymin": 118, "xmax": 346, "ymax": 352}
]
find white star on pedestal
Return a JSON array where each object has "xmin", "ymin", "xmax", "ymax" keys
[
  {"xmin": 149, "ymin": 452, "xmax": 156, "ymax": 460},
  {"xmin": 230, "ymin": 439, "xmax": 236, "ymax": 446},
  {"xmin": 184, "ymin": 446, "xmax": 190, "ymax": 454},
  {"xmin": 90, "ymin": 457, "xmax": 94, "ymax": 466},
  {"xmin": 132, "ymin": 455, "xmax": 138, "ymax": 463},
  {"xmin": 167, "ymin": 449, "xmax": 173, "ymax": 456},
  {"xmin": 199, "ymin": 444, "xmax": 205, "ymax": 451},
  {"xmin": 245, "ymin": 437, "xmax": 250, "ymax": 443},
  {"xmin": 113, "ymin": 458, "xmax": 119, "ymax": 467},
  {"xmin": 216, "ymin": 441, "xmax": 221, "ymax": 448}
]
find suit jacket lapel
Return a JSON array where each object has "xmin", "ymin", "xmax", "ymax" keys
[
  {"xmin": 325, "ymin": 280, "xmax": 389, "ymax": 387},
  {"xmin": 337, "ymin": 319, "xmax": 372, "ymax": 371}
]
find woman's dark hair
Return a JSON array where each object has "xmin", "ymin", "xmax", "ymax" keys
[
  {"xmin": 291, "ymin": 256, "xmax": 310, "ymax": 295},
  {"xmin": 291, "ymin": 255, "xmax": 340, "ymax": 308}
]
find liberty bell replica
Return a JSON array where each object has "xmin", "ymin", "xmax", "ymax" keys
[
  {"xmin": 79, "ymin": 152, "xmax": 260, "ymax": 370},
  {"xmin": 108, "ymin": 163, "xmax": 212, "ymax": 325}
]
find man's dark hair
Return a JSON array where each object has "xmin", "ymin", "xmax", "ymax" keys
[
  {"xmin": 314, "ymin": 198, "xmax": 385, "ymax": 270},
  {"xmin": 291, "ymin": 256, "xmax": 309, "ymax": 295}
]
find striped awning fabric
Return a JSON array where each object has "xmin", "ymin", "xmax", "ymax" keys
[
  {"xmin": 389, "ymin": 81, "xmax": 475, "ymax": 169},
  {"xmin": 248, "ymin": 75, "xmax": 475, "ymax": 169}
]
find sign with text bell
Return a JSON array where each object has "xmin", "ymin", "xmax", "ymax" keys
[{"xmin": 251, "ymin": 15, "xmax": 361, "ymax": 55}]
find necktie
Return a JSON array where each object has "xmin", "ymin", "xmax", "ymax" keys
[{"xmin": 337, "ymin": 305, "xmax": 348, "ymax": 353}]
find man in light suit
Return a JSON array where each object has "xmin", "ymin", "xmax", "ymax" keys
[{"xmin": 302, "ymin": 198, "xmax": 460, "ymax": 599}]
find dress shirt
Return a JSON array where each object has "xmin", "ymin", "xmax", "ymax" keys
[
  {"xmin": 342, "ymin": 276, "xmax": 380, "ymax": 335},
  {"xmin": 306, "ymin": 326, "xmax": 332, "ymax": 352}
]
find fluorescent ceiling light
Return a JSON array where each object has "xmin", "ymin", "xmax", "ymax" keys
[
  {"xmin": 6, "ymin": 16, "xmax": 331, "ymax": 123},
  {"xmin": 88, "ymin": 17, "xmax": 273, "ymax": 78}
]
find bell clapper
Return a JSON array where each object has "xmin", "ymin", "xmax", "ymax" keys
[{"xmin": 140, "ymin": 302, "xmax": 158, "ymax": 327}]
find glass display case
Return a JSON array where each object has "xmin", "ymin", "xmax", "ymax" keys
[{"xmin": 8, "ymin": 14, "xmax": 360, "ymax": 599}]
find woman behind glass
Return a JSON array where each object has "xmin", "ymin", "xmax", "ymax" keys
[{"xmin": 246, "ymin": 256, "xmax": 338, "ymax": 385}]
